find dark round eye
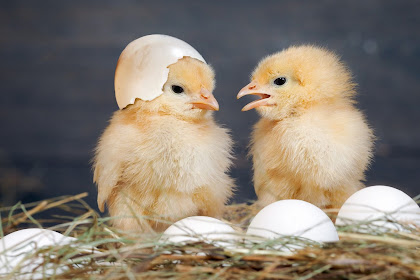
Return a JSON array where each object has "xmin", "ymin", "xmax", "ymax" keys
[
  {"xmin": 171, "ymin": 85, "xmax": 184, "ymax": 94},
  {"xmin": 273, "ymin": 77, "xmax": 287, "ymax": 86}
]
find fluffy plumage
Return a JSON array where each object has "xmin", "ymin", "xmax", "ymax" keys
[
  {"xmin": 237, "ymin": 45, "xmax": 374, "ymax": 209},
  {"xmin": 94, "ymin": 57, "xmax": 234, "ymax": 232}
]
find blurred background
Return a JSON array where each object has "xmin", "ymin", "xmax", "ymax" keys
[{"xmin": 1, "ymin": 0, "xmax": 419, "ymax": 211}]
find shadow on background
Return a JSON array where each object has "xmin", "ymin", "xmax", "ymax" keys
[{"xmin": 1, "ymin": 0, "xmax": 419, "ymax": 210}]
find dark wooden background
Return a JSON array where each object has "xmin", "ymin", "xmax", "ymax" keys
[{"xmin": 1, "ymin": 0, "xmax": 419, "ymax": 210}]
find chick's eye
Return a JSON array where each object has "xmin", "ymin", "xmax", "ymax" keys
[
  {"xmin": 273, "ymin": 77, "xmax": 287, "ymax": 86},
  {"xmin": 171, "ymin": 85, "xmax": 184, "ymax": 94}
]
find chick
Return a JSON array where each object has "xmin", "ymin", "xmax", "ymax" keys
[
  {"xmin": 237, "ymin": 45, "xmax": 374, "ymax": 209},
  {"xmin": 94, "ymin": 57, "xmax": 234, "ymax": 233}
]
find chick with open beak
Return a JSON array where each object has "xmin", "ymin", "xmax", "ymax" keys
[
  {"xmin": 237, "ymin": 81, "xmax": 275, "ymax": 111},
  {"xmin": 236, "ymin": 45, "xmax": 374, "ymax": 210}
]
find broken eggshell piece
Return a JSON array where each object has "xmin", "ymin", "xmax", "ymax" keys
[{"xmin": 115, "ymin": 34, "xmax": 206, "ymax": 109}]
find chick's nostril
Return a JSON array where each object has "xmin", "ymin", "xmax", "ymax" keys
[
  {"xmin": 249, "ymin": 85, "xmax": 256, "ymax": 90},
  {"xmin": 201, "ymin": 94, "xmax": 209, "ymax": 99}
]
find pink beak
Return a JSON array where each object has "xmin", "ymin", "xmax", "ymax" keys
[
  {"xmin": 237, "ymin": 81, "xmax": 273, "ymax": 111},
  {"xmin": 190, "ymin": 88, "xmax": 219, "ymax": 111}
]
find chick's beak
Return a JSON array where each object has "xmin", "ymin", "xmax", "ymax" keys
[
  {"xmin": 190, "ymin": 88, "xmax": 219, "ymax": 111},
  {"xmin": 237, "ymin": 81, "xmax": 273, "ymax": 111}
]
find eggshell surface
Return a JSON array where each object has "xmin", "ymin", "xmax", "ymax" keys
[
  {"xmin": 161, "ymin": 216, "xmax": 238, "ymax": 247},
  {"xmin": 336, "ymin": 185, "xmax": 420, "ymax": 231},
  {"xmin": 246, "ymin": 200, "xmax": 339, "ymax": 244},
  {"xmin": 0, "ymin": 228, "xmax": 77, "ymax": 279},
  {"xmin": 115, "ymin": 34, "xmax": 206, "ymax": 109}
]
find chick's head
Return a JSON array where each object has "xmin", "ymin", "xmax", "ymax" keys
[
  {"xmin": 155, "ymin": 56, "xmax": 218, "ymax": 119},
  {"xmin": 238, "ymin": 45, "xmax": 356, "ymax": 120}
]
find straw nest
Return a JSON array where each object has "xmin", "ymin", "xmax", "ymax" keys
[{"xmin": 1, "ymin": 192, "xmax": 419, "ymax": 280}]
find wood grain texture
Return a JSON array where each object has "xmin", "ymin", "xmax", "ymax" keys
[{"xmin": 0, "ymin": 0, "xmax": 419, "ymax": 207}]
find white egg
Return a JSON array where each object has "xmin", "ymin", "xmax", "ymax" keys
[
  {"xmin": 0, "ymin": 228, "xmax": 77, "ymax": 279},
  {"xmin": 115, "ymin": 34, "xmax": 206, "ymax": 109},
  {"xmin": 161, "ymin": 216, "xmax": 239, "ymax": 247},
  {"xmin": 246, "ymin": 200, "xmax": 338, "ymax": 250},
  {"xmin": 336, "ymin": 185, "xmax": 420, "ymax": 232}
]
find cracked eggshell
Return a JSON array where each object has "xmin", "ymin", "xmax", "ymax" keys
[
  {"xmin": 336, "ymin": 185, "xmax": 420, "ymax": 231},
  {"xmin": 246, "ymin": 200, "xmax": 338, "ymax": 247},
  {"xmin": 115, "ymin": 34, "xmax": 206, "ymax": 109},
  {"xmin": 160, "ymin": 216, "xmax": 239, "ymax": 247}
]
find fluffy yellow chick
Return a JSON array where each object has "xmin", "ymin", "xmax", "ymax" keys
[
  {"xmin": 237, "ymin": 45, "xmax": 374, "ymax": 209},
  {"xmin": 93, "ymin": 57, "xmax": 234, "ymax": 233}
]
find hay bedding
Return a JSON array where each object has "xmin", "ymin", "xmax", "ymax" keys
[{"xmin": 1, "ymin": 193, "xmax": 419, "ymax": 279}]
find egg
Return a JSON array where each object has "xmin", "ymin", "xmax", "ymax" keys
[
  {"xmin": 115, "ymin": 34, "xmax": 206, "ymax": 109},
  {"xmin": 0, "ymin": 228, "xmax": 102, "ymax": 279},
  {"xmin": 0, "ymin": 228, "xmax": 77, "ymax": 279},
  {"xmin": 246, "ymin": 200, "xmax": 338, "ymax": 250},
  {"xmin": 160, "ymin": 216, "xmax": 239, "ymax": 247},
  {"xmin": 336, "ymin": 185, "xmax": 420, "ymax": 232}
]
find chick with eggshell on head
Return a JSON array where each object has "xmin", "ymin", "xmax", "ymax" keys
[
  {"xmin": 114, "ymin": 34, "xmax": 219, "ymax": 113},
  {"xmin": 93, "ymin": 35, "xmax": 234, "ymax": 233}
]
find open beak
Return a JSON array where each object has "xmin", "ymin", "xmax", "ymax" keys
[
  {"xmin": 190, "ymin": 88, "xmax": 219, "ymax": 111},
  {"xmin": 237, "ymin": 81, "xmax": 273, "ymax": 111}
]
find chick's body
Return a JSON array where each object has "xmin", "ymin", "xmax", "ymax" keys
[
  {"xmin": 238, "ymin": 46, "xmax": 374, "ymax": 209},
  {"xmin": 94, "ymin": 57, "xmax": 234, "ymax": 232}
]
